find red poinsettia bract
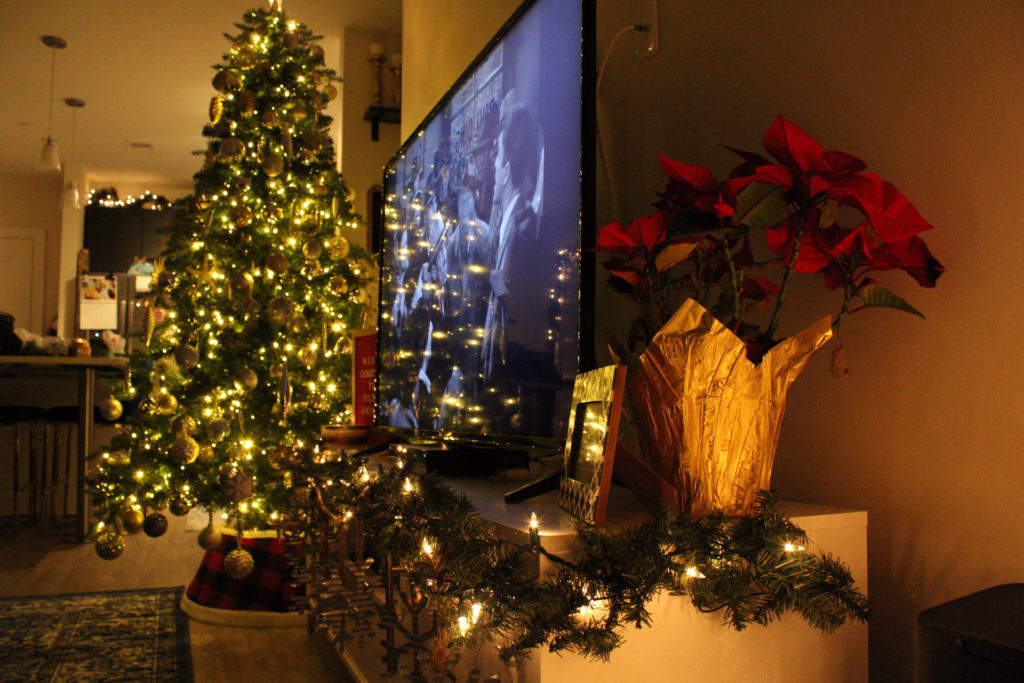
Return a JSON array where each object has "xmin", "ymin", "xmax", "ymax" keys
[{"xmin": 597, "ymin": 116, "xmax": 944, "ymax": 354}]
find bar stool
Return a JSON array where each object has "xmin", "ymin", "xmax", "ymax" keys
[
  {"xmin": 40, "ymin": 402, "xmax": 129, "ymax": 531},
  {"xmin": 0, "ymin": 406, "xmax": 45, "ymax": 534}
]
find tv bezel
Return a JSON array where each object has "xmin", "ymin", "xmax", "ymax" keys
[{"xmin": 373, "ymin": 0, "xmax": 597, "ymax": 452}]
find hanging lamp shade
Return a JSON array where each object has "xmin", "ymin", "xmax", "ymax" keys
[
  {"xmin": 37, "ymin": 35, "xmax": 67, "ymax": 173},
  {"xmin": 38, "ymin": 138, "xmax": 60, "ymax": 172}
]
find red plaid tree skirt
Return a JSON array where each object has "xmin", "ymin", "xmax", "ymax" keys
[{"xmin": 186, "ymin": 532, "xmax": 295, "ymax": 612}]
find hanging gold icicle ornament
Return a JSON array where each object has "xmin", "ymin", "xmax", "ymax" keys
[
  {"xmin": 277, "ymin": 363, "xmax": 291, "ymax": 418},
  {"xmin": 143, "ymin": 299, "xmax": 156, "ymax": 347}
]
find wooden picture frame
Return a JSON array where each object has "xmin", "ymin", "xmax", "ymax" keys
[{"xmin": 558, "ymin": 364, "xmax": 627, "ymax": 525}]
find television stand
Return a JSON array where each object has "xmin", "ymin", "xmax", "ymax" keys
[
  {"xmin": 503, "ymin": 470, "xmax": 560, "ymax": 504},
  {"xmin": 396, "ymin": 443, "xmax": 532, "ymax": 477}
]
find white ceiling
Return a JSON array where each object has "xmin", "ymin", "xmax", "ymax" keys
[{"xmin": 0, "ymin": 0, "xmax": 401, "ymax": 196}]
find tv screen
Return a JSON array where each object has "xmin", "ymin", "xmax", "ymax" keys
[{"xmin": 377, "ymin": 0, "xmax": 588, "ymax": 446}]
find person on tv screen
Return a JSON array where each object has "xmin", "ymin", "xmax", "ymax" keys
[{"xmin": 481, "ymin": 91, "xmax": 542, "ymax": 381}]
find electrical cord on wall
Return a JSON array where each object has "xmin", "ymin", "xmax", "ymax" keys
[{"xmin": 596, "ymin": 21, "xmax": 654, "ymax": 223}]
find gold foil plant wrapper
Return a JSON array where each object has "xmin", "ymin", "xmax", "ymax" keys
[{"xmin": 628, "ymin": 299, "xmax": 832, "ymax": 516}]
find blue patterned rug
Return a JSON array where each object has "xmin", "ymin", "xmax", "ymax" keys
[{"xmin": 0, "ymin": 586, "xmax": 193, "ymax": 682}]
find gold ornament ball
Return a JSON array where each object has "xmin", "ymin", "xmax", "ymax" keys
[
  {"xmin": 308, "ymin": 44, "xmax": 325, "ymax": 62},
  {"xmin": 212, "ymin": 69, "xmax": 241, "ymax": 92},
  {"xmin": 289, "ymin": 313, "xmax": 308, "ymax": 334},
  {"xmin": 302, "ymin": 240, "xmax": 323, "ymax": 260},
  {"xmin": 234, "ymin": 45, "xmax": 258, "ymax": 68},
  {"xmin": 224, "ymin": 548, "xmax": 255, "ymax": 579},
  {"xmin": 234, "ymin": 367, "xmax": 259, "ymax": 392},
  {"xmin": 218, "ymin": 462, "xmax": 238, "ymax": 480},
  {"xmin": 151, "ymin": 392, "xmax": 178, "ymax": 415},
  {"xmin": 263, "ymin": 152, "xmax": 284, "ymax": 177},
  {"xmin": 208, "ymin": 96, "xmax": 224, "ymax": 124},
  {"xmin": 99, "ymin": 396, "xmax": 123, "ymax": 421},
  {"xmin": 108, "ymin": 450, "xmax": 131, "ymax": 466},
  {"xmin": 286, "ymin": 105, "xmax": 307, "ymax": 123},
  {"xmin": 230, "ymin": 272, "xmax": 254, "ymax": 296},
  {"xmin": 260, "ymin": 109, "xmax": 280, "ymax": 127},
  {"xmin": 198, "ymin": 524, "xmax": 222, "ymax": 551},
  {"xmin": 230, "ymin": 205, "xmax": 254, "ymax": 227},
  {"xmin": 328, "ymin": 236, "xmax": 350, "ymax": 259},
  {"xmin": 197, "ymin": 443, "xmax": 215, "ymax": 464},
  {"xmin": 169, "ymin": 495, "xmax": 194, "ymax": 517},
  {"xmin": 172, "ymin": 414, "xmax": 198, "ymax": 436},
  {"xmin": 266, "ymin": 252, "xmax": 289, "ymax": 274},
  {"xmin": 175, "ymin": 343, "xmax": 200, "ymax": 369},
  {"xmin": 95, "ymin": 532, "xmax": 126, "ymax": 560},
  {"xmin": 142, "ymin": 512, "xmax": 169, "ymax": 538},
  {"xmin": 219, "ymin": 137, "xmax": 244, "ymax": 159},
  {"xmin": 329, "ymin": 275, "xmax": 348, "ymax": 294},
  {"xmin": 302, "ymin": 261, "xmax": 321, "ymax": 279},
  {"xmin": 322, "ymin": 84, "xmax": 338, "ymax": 102},
  {"xmin": 297, "ymin": 347, "xmax": 317, "ymax": 368},
  {"xmin": 267, "ymin": 297, "xmax": 295, "ymax": 325},
  {"xmin": 171, "ymin": 435, "xmax": 200, "ymax": 465},
  {"xmin": 282, "ymin": 31, "xmax": 299, "ymax": 49},
  {"xmin": 121, "ymin": 508, "xmax": 145, "ymax": 534},
  {"xmin": 270, "ymin": 363, "xmax": 284, "ymax": 379},
  {"xmin": 207, "ymin": 418, "xmax": 231, "ymax": 442}
]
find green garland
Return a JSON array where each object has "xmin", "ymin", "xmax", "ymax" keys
[{"xmin": 312, "ymin": 458, "xmax": 868, "ymax": 665}]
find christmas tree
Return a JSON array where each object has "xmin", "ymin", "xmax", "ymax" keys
[{"xmin": 90, "ymin": 3, "xmax": 370, "ymax": 564}]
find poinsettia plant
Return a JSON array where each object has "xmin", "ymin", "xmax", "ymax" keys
[{"xmin": 599, "ymin": 116, "xmax": 944, "ymax": 365}]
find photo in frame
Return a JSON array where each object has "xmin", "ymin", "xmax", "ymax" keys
[{"xmin": 558, "ymin": 364, "xmax": 627, "ymax": 525}]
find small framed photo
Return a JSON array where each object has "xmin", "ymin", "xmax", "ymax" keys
[{"xmin": 558, "ymin": 365, "xmax": 627, "ymax": 525}]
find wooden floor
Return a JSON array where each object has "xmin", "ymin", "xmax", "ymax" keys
[{"xmin": 0, "ymin": 514, "xmax": 345, "ymax": 682}]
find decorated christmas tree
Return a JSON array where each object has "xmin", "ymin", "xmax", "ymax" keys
[{"xmin": 89, "ymin": 3, "xmax": 370, "ymax": 565}]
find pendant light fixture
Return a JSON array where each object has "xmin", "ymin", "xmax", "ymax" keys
[
  {"xmin": 38, "ymin": 35, "xmax": 67, "ymax": 173},
  {"xmin": 62, "ymin": 97, "xmax": 86, "ymax": 209}
]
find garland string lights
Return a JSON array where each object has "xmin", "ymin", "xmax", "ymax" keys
[{"xmin": 303, "ymin": 455, "xmax": 868, "ymax": 674}]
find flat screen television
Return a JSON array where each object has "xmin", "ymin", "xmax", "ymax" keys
[{"xmin": 376, "ymin": 0, "xmax": 594, "ymax": 452}]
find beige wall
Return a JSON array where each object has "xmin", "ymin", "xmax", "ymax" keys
[
  {"xmin": 341, "ymin": 28, "xmax": 402, "ymax": 252},
  {"xmin": 408, "ymin": 0, "xmax": 1024, "ymax": 680},
  {"xmin": 401, "ymin": 0, "xmax": 519, "ymax": 141},
  {"xmin": 0, "ymin": 172, "xmax": 63, "ymax": 334}
]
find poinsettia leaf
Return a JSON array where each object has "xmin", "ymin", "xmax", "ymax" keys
[
  {"xmin": 858, "ymin": 283, "xmax": 924, "ymax": 318},
  {"xmin": 830, "ymin": 172, "xmax": 933, "ymax": 242},
  {"xmin": 734, "ymin": 182, "xmax": 785, "ymax": 230},
  {"xmin": 763, "ymin": 116, "xmax": 824, "ymax": 173},
  {"xmin": 658, "ymin": 155, "xmax": 717, "ymax": 193},
  {"xmin": 654, "ymin": 241, "xmax": 698, "ymax": 273}
]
